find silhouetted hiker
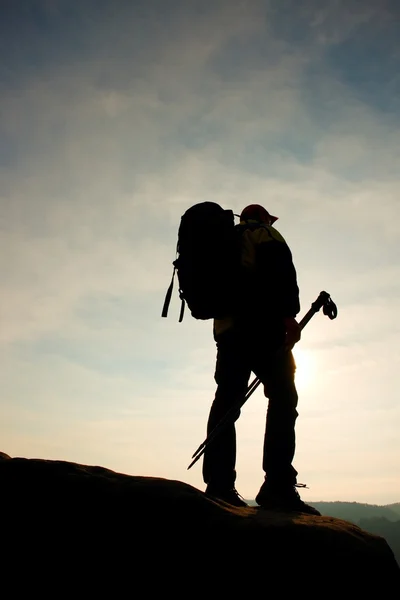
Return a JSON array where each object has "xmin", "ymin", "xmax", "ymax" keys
[{"xmin": 203, "ymin": 204, "xmax": 321, "ymax": 515}]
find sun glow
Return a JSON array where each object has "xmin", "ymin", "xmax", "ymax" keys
[{"xmin": 293, "ymin": 347, "xmax": 317, "ymax": 391}]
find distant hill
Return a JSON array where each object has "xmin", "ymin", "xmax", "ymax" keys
[
  {"xmin": 311, "ymin": 501, "xmax": 400, "ymax": 523},
  {"xmin": 246, "ymin": 500, "xmax": 400, "ymax": 520},
  {"xmin": 388, "ymin": 503, "xmax": 400, "ymax": 517}
]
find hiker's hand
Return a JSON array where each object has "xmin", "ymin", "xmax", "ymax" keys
[{"xmin": 284, "ymin": 317, "xmax": 301, "ymax": 350}]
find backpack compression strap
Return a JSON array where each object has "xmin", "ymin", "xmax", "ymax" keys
[
  {"xmin": 161, "ymin": 265, "xmax": 185, "ymax": 322},
  {"xmin": 178, "ymin": 294, "xmax": 185, "ymax": 322},
  {"xmin": 161, "ymin": 266, "xmax": 176, "ymax": 318}
]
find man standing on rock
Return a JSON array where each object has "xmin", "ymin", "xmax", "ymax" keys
[{"xmin": 203, "ymin": 204, "xmax": 320, "ymax": 515}]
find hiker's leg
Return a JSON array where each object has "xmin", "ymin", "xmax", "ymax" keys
[
  {"xmin": 254, "ymin": 349, "xmax": 321, "ymax": 514},
  {"xmin": 202, "ymin": 331, "xmax": 251, "ymax": 489},
  {"xmin": 255, "ymin": 350, "xmax": 299, "ymax": 487}
]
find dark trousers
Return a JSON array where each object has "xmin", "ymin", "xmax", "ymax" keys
[{"xmin": 202, "ymin": 327, "xmax": 299, "ymax": 490}]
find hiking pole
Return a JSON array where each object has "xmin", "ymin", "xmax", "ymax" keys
[{"xmin": 187, "ymin": 290, "xmax": 338, "ymax": 470}]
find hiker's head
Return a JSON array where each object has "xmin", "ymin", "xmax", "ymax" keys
[{"xmin": 240, "ymin": 204, "xmax": 278, "ymax": 226}]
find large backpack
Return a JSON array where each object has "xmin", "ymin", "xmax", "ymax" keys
[{"xmin": 162, "ymin": 202, "xmax": 240, "ymax": 322}]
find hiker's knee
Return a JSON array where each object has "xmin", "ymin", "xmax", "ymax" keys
[{"xmin": 264, "ymin": 379, "xmax": 298, "ymax": 411}]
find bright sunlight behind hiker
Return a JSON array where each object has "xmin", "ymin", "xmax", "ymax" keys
[{"xmin": 293, "ymin": 348, "xmax": 317, "ymax": 392}]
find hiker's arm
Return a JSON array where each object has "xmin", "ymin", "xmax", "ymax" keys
[
  {"xmin": 278, "ymin": 244, "xmax": 301, "ymax": 348},
  {"xmin": 283, "ymin": 316, "xmax": 301, "ymax": 349},
  {"xmin": 257, "ymin": 239, "xmax": 300, "ymax": 318},
  {"xmin": 279, "ymin": 243, "xmax": 300, "ymax": 317}
]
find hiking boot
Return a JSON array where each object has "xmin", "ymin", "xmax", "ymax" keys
[
  {"xmin": 205, "ymin": 486, "xmax": 248, "ymax": 508},
  {"xmin": 256, "ymin": 482, "xmax": 321, "ymax": 515}
]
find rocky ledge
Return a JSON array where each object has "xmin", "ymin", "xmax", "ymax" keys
[{"xmin": 1, "ymin": 452, "xmax": 398, "ymax": 595}]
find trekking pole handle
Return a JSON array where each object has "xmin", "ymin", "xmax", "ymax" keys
[{"xmin": 299, "ymin": 291, "xmax": 336, "ymax": 328}]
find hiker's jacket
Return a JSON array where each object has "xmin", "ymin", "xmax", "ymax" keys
[{"xmin": 214, "ymin": 222, "xmax": 300, "ymax": 338}]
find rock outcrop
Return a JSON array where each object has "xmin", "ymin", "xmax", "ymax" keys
[{"xmin": 1, "ymin": 452, "xmax": 399, "ymax": 595}]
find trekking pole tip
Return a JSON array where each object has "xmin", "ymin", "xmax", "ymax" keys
[{"xmin": 187, "ymin": 452, "xmax": 203, "ymax": 470}]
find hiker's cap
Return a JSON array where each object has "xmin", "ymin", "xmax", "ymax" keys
[{"xmin": 240, "ymin": 204, "xmax": 278, "ymax": 224}]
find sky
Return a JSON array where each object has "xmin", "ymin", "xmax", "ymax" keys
[{"xmin": 1, "ymin": 0, "xmax": 399, "ymax": 504}]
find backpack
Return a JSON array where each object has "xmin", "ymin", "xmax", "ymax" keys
[{"xmin": 162, "ymin": 202, "xmax": 240, "ymax": 322}]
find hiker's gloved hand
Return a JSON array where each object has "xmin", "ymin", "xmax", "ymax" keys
[{"xmin": 284, "ymin": 317, "xmax": 301, "ymax": 350}]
